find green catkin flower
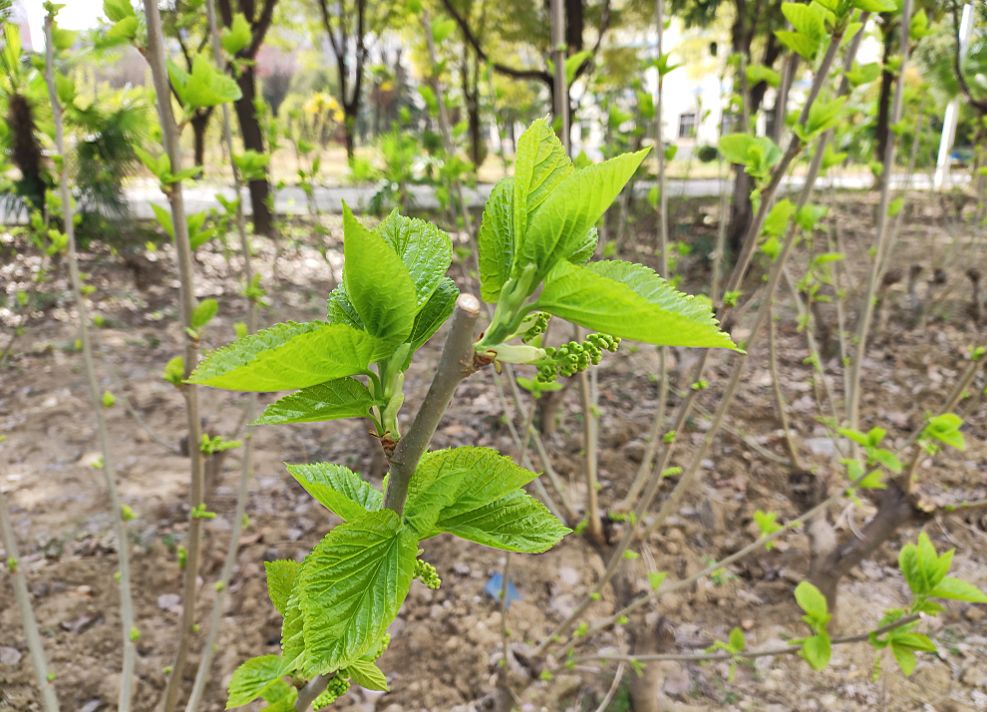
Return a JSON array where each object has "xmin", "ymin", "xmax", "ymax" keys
[
  {"xmin": 414, "ymin": 559, "xmax": 442, "ymax": 589},
  {"xmin": 368, "ymin": 633, "xmax": 391, "ymax": 661},
  {"xmin": 521, "ymin": 312, "xmax": 551, "ymax": 343},
  {"xmin": 537, "ymin": 333, "xmax": 620, "ymax": 382},
  {"xmin": 313, "ymin": 675, "xmax": 350, "ymax": 709}
]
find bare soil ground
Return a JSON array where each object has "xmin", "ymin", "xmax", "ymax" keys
[{"xmin": 1, "ymin": 191, "xmax": 985, "ymax": 711}]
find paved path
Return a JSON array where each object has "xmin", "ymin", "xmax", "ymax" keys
[
  {"xmin": 0, "ymin": 173, "xmax": 968, "ymax": 225},
  {"xmin": 124, "ymin": 173, "xmax": 959, "ymax": 219}
]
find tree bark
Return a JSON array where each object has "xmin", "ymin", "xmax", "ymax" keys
[
  {"xmin": 461, "ymin": 47, "xmax": 483, "ymax": 166},
  {"xmin": 342, "ymin": 115, "xmax": 356, "ymax": 160},
  {"xmin": 564, "ymin": 0, "xmax": 585, "ymax": 53},
  {"xmin": 217, "ymin": 0, "xmax": 278, "ymax": 236},
  {"xmin": 726, "ymin": 169, "xmax": 754, "ymax": 263},
  {"xmin": 809, "ymin": 482, "xmax": 921, "ymax": 608},
  {"xmin": 8, "ymin": 94, "xmax": 48, "ymax": 212},
  {"xmin": 725, "ymin": 12, "xmax": 782, "ymax": 257},
  {"xmin": 232, "ymin": 65, "xmax": 274, "ymax": 236},
  {"xmin": 875, "ymin": 22, "xmax": 896, "ymax": 164},
  {"xmin": 190, "ymin": 109, "xmax": 213, "ymax": 168}
]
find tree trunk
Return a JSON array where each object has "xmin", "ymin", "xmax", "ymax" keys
[
  {"xmin": 461, "ymin": 51, "xmax": 483, "ymax": 166},
  {"xmin": 342, "ymin": 112, "xmax": 356, "ymax": 161},
  {"xmin": 564, "ymin": 0, "xmax": 585, "ymax": 52},
  {"xmin": 875, "ymin": 23, "xmax": 896, "ymax": 163},
  {"xmin": 190, "ymin": 109, "xmax": 212, "ymax": 169},
  {"xmin": 232, "ymin": 64, "xmax": 274, "ymax": 236},
  {"xmin": 726, "ymin": 169, "xmax": 754, "ymax": 260},
  {"xmin": 724, "ymin": 25, "xmax": 779, "ymax": 258},
  {"xmin": 468, "ymin": 102, "xmax": 482, "ymax": 166},
  {"xmin": 8, "ymin": 93, "xmax": 48, "ymax": 212},
  {"xmin": 808, "ymin": 482, "xmax": 921, "ymax": 609}
]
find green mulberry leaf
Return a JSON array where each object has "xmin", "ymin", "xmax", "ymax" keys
[
  {"xmin": 190, "ymin": 321, "xmax": 378, "ymax": 392},
  {"xmin": 226, "ymin": 655, "xmax": 291, "ymax": 709},
  {"xmin": 103, "ymin": 0, "xmax": 136, "ymax": 21},
  {"xmin": 256, "ymin": 378, "xmax": 377, "ymax": 425},
  {"xmin": 375, "ymin": 211, "xmax": 452, "ymax": 310},
  {"xmin": 512, "ymin": 119, "xmax": 573, "ymax": 243},
  {"xmin": 346, "ymin": 659, "xmax": 389, "ymax": 691},
  {"xmin": 408, "ymin": 277, "xmax": 459, "ymax": 351},
  {"xmin": 478, "ymin": 178, "xmax": 515, "ymax": 303},
  {"xmin": 930, "ymin": 577, "xmax": 987, "ymax": 603},
  {"xmin": 436, "ymin": 489, "xmax": 571, "ymax": 553},
  {"xmin": 517, "ymin": 148, "xmax": 649, "ymax": 284},
  {"xmin": 221, "ymin": 12, "xmax": 252, "ymax": 55},
  {"xmin": 286, "ymin": 462, "xmax": 383, "ymax": 521},
  {"xmin": 298, "ymin": 511, "xmax": 417, "ymax": 673},
  {"xmin": 280, "ymin": 593, "xmax": 305, "ymax": 668},
  {"xmin": 342, "ymin": 205, "xmax": 417, "ymax": 345},
  {"xmin": 404, "ymin": 447, "xmax": 539, "ymax": 537},
  {"xmin": 258, "ymin": 679, "xmax": 297, "ymax": 711},
  {"xmin": 891, "ymin": 643, "xmax": 917, "ymax": 675},
  {"xmin": 169, "ymin": 54, "xmax": 242, "ymax": 110},
  {"xmin": 264, "ymin": 560, "xmax": 301, "ymax": 616},
  {"xmin": 800, "ymin": 633, "xmax": 831, "ymax": 671},
  {"xmin": 536, "ymin": 260, "xmax": 737, "ymax": 349}
]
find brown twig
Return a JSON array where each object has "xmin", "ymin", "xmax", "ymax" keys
[
  {"xmin": 768, "ymin": 300, "xmax": 801, "ymax": 467},
  {"xmin": 295, "ymin": 674, "xmax": 332, "ymax": 711},
  {"xmin": 621, "ymin": 0, "xmax": 671, "ymax": 510}
]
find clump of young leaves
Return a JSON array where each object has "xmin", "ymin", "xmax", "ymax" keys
[
  {"xmin": 792, "ymin": 581, "xmax": 833, "ymax": 670},
  {"xmin": 706, "ymin": 626, "xmax": 748, "ymax": 680},
  {"xmin": 716, "ymin": 0, "xmax": 877, "ymax": 214},
  {"xmin": 789, "ymin": 533, "xmax": 986, "ymax": 677},
  {"xmin": 838, "ymin": 425, "xmax": 902, "ymax": 491},
  {"xmin": 872, "ymin": 533, "xmax": 986, "ymax": 676},
  {"xmin": 194, "ymin": 118, "xmax": 737, "ymax": 707},
  {"xmin": 474, "ymin": 119, "xmax": 737, "ymax": 361}
]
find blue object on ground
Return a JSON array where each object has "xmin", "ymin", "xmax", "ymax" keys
[{"xmin": 484, "ymin": 572, "xmax": 521, "ymax": 609}]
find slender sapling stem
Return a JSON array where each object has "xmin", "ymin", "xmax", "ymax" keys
[
  {"xmin": 768, "ymin": 300, "xmax": 801, "ymax": 467},
  {"xmin": 383, "ymin": 294, "xmax": 481, "ymax": 513},
  {"xmin": 846, "ymin": 0, "xmax": 913, "ymax": 432},
  {"xmin": 579, "ymin": 613, "xmax": 920, "ymax": 666},
  {"xmin": 420, "ymin": 8, "xmax": 476, "ymax": 242},
  {"xmin": 623, "ymin": 0, "xmax": 671, "ymax": 509},
  {"xmin": 0, "ymin": 490, "xmax": 60, "ymax": 712},
  {"xmin": 142, "ymin": 1, "xmax": 208, "ymax": 708},
  {"xmin": 299, "ymin": 295, "xmax": 481, "ymax": 709},
  {"xmin": 43, "ymin": 13, "xmax": 136, "ymax": 710},
  {"xmin": 534, "ymin": 23, "xmax": 871, "ymax": 654},
  {"xmin": 184, "ymin": 0, "xmax": 261, "ymax": 706}
]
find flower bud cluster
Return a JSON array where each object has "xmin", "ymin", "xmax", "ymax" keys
[
  {"xmin": 368, "ymin": 633, "xmax": 390, "ymax": 661},
  {"xmin": 536, "ymin": 333, "xmax": 620, "ymax": 382},
  {"xmin": 521, "ymin": 312, "xmax": 551, "ymax": 343},
  {"xmin": 414, "ymin": 558, "xmax": 442, "ymax": 589},
  {"xmin": 313, "ymin": 674, "xmax": 350, "ymax": 709}
]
